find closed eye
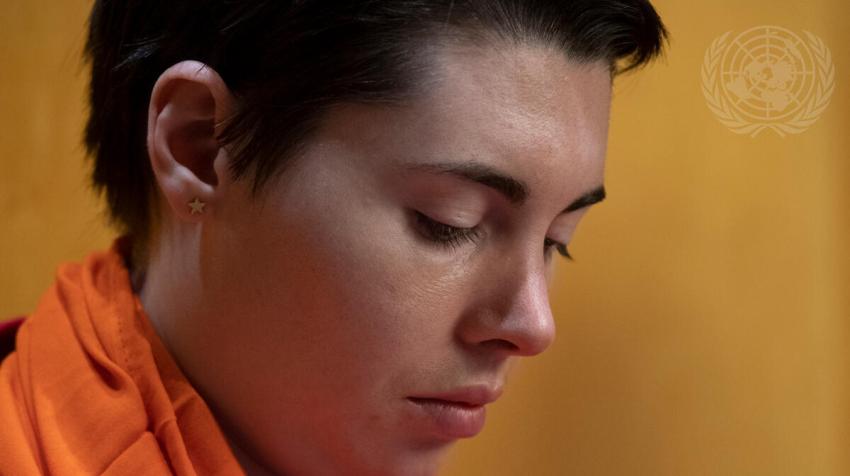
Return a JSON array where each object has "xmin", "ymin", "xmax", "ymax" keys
[
  {"xmin": 544, "ymin": 237, "xmax": 573, "ymax": 261},
  {"xmin": 413, "ymin": 211, "xmax": 482, "ymax": 250},
  {"xmin": 413, "ymin": 210, "xmax": 573, "ymax": 261}
]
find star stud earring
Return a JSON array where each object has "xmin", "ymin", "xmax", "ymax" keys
[{"xmin": 188, "ymin": 197, "xmax": 206, "ymax": 215}]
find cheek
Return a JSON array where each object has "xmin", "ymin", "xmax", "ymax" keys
[
  {"xmin": 308, "ymin": 209, "xmax": 468, "ymax": 349},
  {"xmin": 235, "ymin": 198, "xmax": 469, "ymax": 377}
]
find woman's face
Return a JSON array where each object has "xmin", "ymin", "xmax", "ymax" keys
[{"xmin": 168, "ymin": 42, "xmax": 611, "ymax": 475}]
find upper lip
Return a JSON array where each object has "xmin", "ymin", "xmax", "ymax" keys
[{"xmin": 408, "ymin": 384, "xmax": 503, "ymax": 406}]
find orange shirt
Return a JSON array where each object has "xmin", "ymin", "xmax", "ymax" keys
[{"xmin": 0, "ymin": 237, "xmax": 245, "ymax": 475}]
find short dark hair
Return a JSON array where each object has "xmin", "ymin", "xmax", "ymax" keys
[{"xmin": 84, "ymin": 0, "xmax": 668, "ymax": 265}]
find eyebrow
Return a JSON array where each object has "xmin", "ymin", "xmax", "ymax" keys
[{"xmin": 404, "ymin": 161, "xmax": 606, "ymax": 214}]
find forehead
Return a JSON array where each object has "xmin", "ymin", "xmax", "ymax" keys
[
  {"xmin": 312, "ymin": 41, "xmax": 611, "ymax": 199},
  {"xmin": 408, "ymin": 41, "xmax": 610, "ymax": 184}
]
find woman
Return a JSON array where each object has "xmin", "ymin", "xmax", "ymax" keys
[{"xmin": 0, "ymin": 1, "xmax": 667, "ymax": 474}]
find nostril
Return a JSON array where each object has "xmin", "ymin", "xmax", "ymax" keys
[{"xmin": 483, "ymin": 339, "xmax": 519, "ymax": 352}]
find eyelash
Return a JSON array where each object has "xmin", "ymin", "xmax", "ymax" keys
[{"xmin": 414, "ymin": 211, "xmax": 574, "ymax": 261}]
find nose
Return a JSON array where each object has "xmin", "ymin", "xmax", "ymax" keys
[{"xmin": 456, "ymin": 255, "xmax": 556, "ymax": 358}]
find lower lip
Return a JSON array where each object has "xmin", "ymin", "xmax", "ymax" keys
[{"xmin": 406, "ymin": 397, "xmax": 487, "ymax": 439}]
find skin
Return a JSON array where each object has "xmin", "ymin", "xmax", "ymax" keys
[{"xmin": 137, "ymin": 39, "xmax": 611, "ymax": 475}]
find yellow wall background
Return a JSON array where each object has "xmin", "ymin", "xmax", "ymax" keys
[{"xmin": 1, "ymin": 1, "xmax": 846, "ymax": 475}]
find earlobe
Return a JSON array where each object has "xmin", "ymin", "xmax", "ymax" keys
[{"xmin": 147, "ymin": 60, "xmax": 234, "ymax": 222}]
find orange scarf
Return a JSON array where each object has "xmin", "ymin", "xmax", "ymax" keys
[{"xmin": 0, "ymin": 237, "xmax": 245, "ymax": 475}]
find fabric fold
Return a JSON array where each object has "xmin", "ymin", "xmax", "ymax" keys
[{"xmin": 0, "ymin": 236, "xmax": 245, "ymax": 475}]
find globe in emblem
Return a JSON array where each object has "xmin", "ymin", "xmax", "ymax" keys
[
  {"xmin": 701, "ymin": 25, "xmax": 834, "ymax": 137},
  {"xmin": 721, "ymin": 26, "xmax": 813, "ymax": 121}
]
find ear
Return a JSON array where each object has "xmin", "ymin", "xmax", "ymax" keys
[{"xmin": 147, "ymin": 60, "xmax": 234, "ymax": 223}]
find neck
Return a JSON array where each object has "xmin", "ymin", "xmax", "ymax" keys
[{"xmin": 222, "ymin": 431, "xmax": 280, "ymax": 476}]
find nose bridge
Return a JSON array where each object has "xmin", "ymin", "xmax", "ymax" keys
[{"xmin": 469, "ymin": 249, "xmax": 556, "ymax": 357}]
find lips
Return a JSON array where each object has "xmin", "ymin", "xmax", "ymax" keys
[
  {"xmin": 409, "ymin": 385, "xmax": 503, "ymax": 407},
  {"xmin": 405, "ymin": 385, "xmax": 503, "ymax": 440},
  {"xmin": 406, "ymin": 397, "xmax": 487, "ymax": 439},
  {"xmin": 407, "ymin": 397, "xmax": 481, "ymax": 408}
]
